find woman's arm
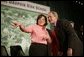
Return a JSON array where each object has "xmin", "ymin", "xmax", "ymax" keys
[
  {"xmin": 47, "ymin": 36, "xmax": 52, "ymax": 44},
  {"xmin": 19, "ymin": 24, "xmax": 29, "ymax": 33},
  {"xmin": 12, "ymin": 21, "xmax": 29, "ymax": 33},
  {"xmin": 46, "ymin": 31, "xmax": 52, "ymax": 44}
]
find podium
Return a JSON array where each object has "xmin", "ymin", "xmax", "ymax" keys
[
  {"xmin": 10, "ymin": 45, "xmax": 25, "ymax": 56},
  {"xmin": 1, "ymin": 46, "xmax": 9, "ymax": 56}
]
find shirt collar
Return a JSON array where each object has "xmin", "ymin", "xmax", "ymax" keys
[{"xmin": 36, "ymin": 24, "xmax": 46, "ymax": 30}]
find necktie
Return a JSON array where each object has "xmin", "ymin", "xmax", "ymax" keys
[{"xmin": 50, "ymin": 26, "xmax": 60, "ymax": 56}]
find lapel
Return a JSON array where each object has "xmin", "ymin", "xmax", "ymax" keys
[{"xmin": 54, "ymin": 20, "xmax": 65, "ymax": 46}]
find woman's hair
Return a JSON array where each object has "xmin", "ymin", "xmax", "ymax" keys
[{"xmin": 36, "ymin": 14, "xmax": 47, "ymax": 26}]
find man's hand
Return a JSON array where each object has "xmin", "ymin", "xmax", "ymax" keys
[
  {"xmin": 67, "ymin": 48, "xmax": 72, "ymax": 56},
  {"xmin": 57, "ymin": 51, "xmax": 63, "ymax": 56}
]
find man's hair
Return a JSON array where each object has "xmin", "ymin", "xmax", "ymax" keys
[{"xmin": 49, "ymin": 11, "xmax": 59, "ymax": 19}]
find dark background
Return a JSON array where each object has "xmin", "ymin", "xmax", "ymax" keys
[{"xmin": 29, "ymin": 1, "xmax": 83, "ymax": 32}]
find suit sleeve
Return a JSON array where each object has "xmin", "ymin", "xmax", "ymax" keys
[{"xmin": 62, "ymin": 20, "xmax": 83, "ymax": 56}]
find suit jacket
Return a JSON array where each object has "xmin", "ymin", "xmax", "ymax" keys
[{"xmin": 47, "ymin": 19, "xmax": 83, "ymax": 56}]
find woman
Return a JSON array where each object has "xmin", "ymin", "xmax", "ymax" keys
[{"xmin": 12, "ymin": 14, "xmax": 52, "ymax": 56}]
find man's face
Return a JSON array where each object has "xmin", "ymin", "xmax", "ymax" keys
[{"xmin": 48, "ymin": 12, "xmax": 56, "ymax": 24}]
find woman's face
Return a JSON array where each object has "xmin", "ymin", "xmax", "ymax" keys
[{"xmin": 38, "ymin": 16, "xmax": 46, "ymax": 26}]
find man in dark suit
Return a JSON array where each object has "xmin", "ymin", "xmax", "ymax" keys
[{"xmin": 47, "ymin": 11, "xmax": 83, "ymax": 56}]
